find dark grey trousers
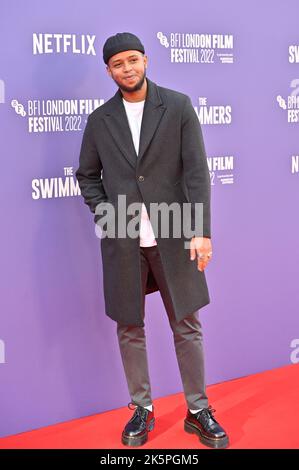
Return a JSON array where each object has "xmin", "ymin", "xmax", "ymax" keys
[{"xmin": 116, "ymin": 245, "xmax": 209, "ymax": 410}]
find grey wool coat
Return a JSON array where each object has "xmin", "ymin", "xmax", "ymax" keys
[{"xmin": 76, "ymin": 77, "xmax": 211, "ymax": 326}]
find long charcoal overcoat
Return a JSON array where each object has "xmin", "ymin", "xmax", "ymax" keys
[{"xmin": 76, "ymin": 77, "xmax": 211, "ymax": 326}]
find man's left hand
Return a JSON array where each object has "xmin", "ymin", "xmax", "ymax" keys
[{"xmin": 190, "ymin": 237, "xmax": 213, "ymax": 272}]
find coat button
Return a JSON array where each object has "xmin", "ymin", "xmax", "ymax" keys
[{"xmin": 138, "ymin": 175, "xmax": 145, "ymax": 182}]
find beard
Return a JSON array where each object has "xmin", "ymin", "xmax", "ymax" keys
[{"xmin": 113, "ymin": 69, "xmax": 147, "ymax": 93}]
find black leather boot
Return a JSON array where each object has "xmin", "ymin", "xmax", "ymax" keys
[
  {"xmin": 184, "ymin": 405, "xmax": 229, "ymax": 449},
  {"xmin": 121, "ymin": 402, "xmax": 155, "ymax": 447}
]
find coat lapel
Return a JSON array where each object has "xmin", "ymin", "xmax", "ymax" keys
[{"xmin": 102, "ymin": 77, "xmax": 167, "ymax": 168}]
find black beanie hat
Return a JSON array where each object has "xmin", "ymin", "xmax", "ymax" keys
[{"xmin": 103, "ymin": 32, "xmax": 145, "ymax": 65}]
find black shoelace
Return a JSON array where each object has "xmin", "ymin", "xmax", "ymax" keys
[
  {"xmin": 197, "ymin": 406, "xmax": 218, "ymax": 426},
  {"xmin": 128, "ymin": 402, "xmax": 149, "ymax": 423}
]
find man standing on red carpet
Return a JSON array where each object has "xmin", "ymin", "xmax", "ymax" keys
[{"xmin": 76, "ymin": 32, "xmax": 229, "ymax": 449}]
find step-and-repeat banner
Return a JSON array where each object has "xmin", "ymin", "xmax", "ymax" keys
[{"xmin": 1, "ymin": 0, "xmax": 298, "ymax": 437}]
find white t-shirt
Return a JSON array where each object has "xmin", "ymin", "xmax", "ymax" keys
[{"xmin": 122, "ymin": 97, "xmax": 157, "ymax": 247}]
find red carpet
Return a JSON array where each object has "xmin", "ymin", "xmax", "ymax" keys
[{"xmin": 1, "ymin": 364, "xmax": 298, "ymax": 449}]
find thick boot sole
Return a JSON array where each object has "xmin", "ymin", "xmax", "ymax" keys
[
  {"xmin": 122, "ymin": 418, "xmax": 155, "ymax": 447},
  {"xmin": 184, "ymin": 420, "xmax": 229, "ymax": 449}
]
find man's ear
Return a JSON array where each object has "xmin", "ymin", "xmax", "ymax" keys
[{"xmin": 106, "ymin": 65, "xmax": 112, "ymax": 77}]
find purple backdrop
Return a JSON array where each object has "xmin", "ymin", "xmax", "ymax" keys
[{"xmin": 1, "ymin": 0, "xmax": 299, "ymax": 438}]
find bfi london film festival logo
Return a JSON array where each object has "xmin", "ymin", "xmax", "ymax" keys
[
  {"xmin": 194, "ymin": 97, "xmax": 235, "ymax": 185},
  {"xmin": 9, "ymin": 32, "xmax": 102, "ymax": 133},
  {"xmin": 10, "ymin": 98, "xmax": 103, "ymax": 133},
  {"xmin": 32, "ymin": 167, "xmax": 80, "ymax": 200},
  {"xmin": 156, "ymin": 32, "xmax": 234, "ymax": 64},
  {"xmin": 276, "ymin": 75, "xmax": 299, "ymax": 174}
]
